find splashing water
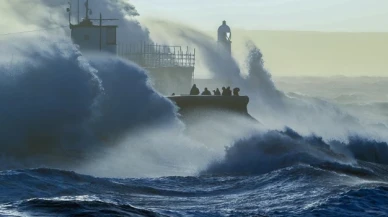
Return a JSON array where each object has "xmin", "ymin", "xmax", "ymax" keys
[{"xmin": 0, "ymin": 34, "xmax": 183, "ymax": 172}]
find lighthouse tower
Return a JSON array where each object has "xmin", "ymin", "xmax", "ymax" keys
[
  {"xmin": 217, "ymin": 20, "xmax": 232, "ymax": 54},
  {"xmin": 68, "ymin": 0, "xmax": 118, "ymax": 54}
]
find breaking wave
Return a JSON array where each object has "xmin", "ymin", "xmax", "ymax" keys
[
  {"xmin": 0, "ymin": 35, "xmax": 177, "ymax": 170},
  {"xmin": 202, "ymin": 127, "xmax": 388, "ymax": 180}
]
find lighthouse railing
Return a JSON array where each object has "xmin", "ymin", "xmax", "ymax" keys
[{"xmin": 117, "ymin": 43, "xmax": 195, "ymax": 68}]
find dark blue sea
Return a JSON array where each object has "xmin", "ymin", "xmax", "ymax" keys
[{"xmin": 1, "ymin": 161, "xmax": 388, "ymax": 217}]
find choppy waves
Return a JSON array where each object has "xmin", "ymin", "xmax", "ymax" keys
[
  {"xmin": 202, "ymin": 127, "xmax": 388, "ymax": 178},
  {"xmin": 1, "ymin": 166, "xmax": 387, "ymax": 217}
]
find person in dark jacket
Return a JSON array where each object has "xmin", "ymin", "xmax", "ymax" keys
[
  {"xmin": 226, "ymin": 86, "xmax": 232, "ymax": 96},
  {"xmin": 233, "ymin": 87, "xmax": 240, "ymax": 96},
  {"xmin": 190, "ymin": 84, "xmax": 200, "ymax": 95},
  {"xmin": 221, "ymin": 87, "xmax": 227, "ymax": 96},
  {"xmin": 214, "ymin": 88, "xmax": 221, "ymax": 95},
  {"xmin": 201, "ymin": 87, "xmax": 211, "ymax": 95}
]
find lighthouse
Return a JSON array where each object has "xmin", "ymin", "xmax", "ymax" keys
[
  {"xmin": 217, "ymin": 20, "xmax": 232, "ymax": 54},
  {"xmin": 67, "ymin": 0, "xmax": 118, "ymax": 54}
]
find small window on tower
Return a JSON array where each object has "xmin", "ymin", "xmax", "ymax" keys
[{"xmin": 84, "ymin": 35, "xmax": 89, "ymax": 40}]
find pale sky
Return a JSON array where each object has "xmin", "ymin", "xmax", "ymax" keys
[
  {"xmin": 131, "ymin": 0, "xmax": 388, "ymax": 32},
  {"xmin": 130, "ymin": 0, "xmax": 388, "ymax": 76}
]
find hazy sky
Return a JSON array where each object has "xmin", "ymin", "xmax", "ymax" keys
[
  {"xmin": 131, "ymin": 0, "xmax": 388, "ymax": 32},
  {"xmin": 1, "ymin": 0, "xmax": 387, "ymax": 76}
]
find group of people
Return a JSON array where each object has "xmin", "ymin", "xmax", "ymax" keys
[{"xmin": 190, "ymin": 84, "xmax": 240, "ymax": 96}]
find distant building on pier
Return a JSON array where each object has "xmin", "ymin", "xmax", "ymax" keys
[
  {"xmin": 67, "ymin": 0, "xmax": 195, "ymax": 95},
  {"xmin": 68, "ymin": 0, "xmax": 118, "ymax": 54}
]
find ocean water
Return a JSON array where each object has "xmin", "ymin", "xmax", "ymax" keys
[
  {"xmin": 1, "ymin": 1, "xmax": 388, "ymax": 216},
  {"xmin": 1, "ymin": 161, "xmax": 388, "ymax": 216}
]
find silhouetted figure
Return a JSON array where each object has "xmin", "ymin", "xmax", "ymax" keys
[
  {"xmin": 171, "ymin": 93, "xmax": 175, "ymax": 96},
  {"xmin": 214, "ymin": 88, "xmax": 221, "ymax": 96},
  {"xmin": 221, "ymin": 87, "xmax": 227, "ymax": 96},
  {"xmin": 190, "ymin": 84, "xmax": 200, "ymax": 95},
  {"xmin": 201, "ymin": 87, "xmax": 211, "ymax": 95},
  {"xmin": 226, "ymin": 87, "xmax": 232, "ymax": 96},
  {"xmin": 233, "ymin": 87, "xmax": 240, "ymax": 96}
]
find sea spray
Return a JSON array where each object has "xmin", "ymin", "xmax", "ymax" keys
[
  {"xmin": 0, "ymin": 36, "xmax": 99, "ymax": 167},
  {"xmin": 78, "ymin": 124, "xmax": 216, "ymax": 178},
  {"xmin": 241, "ymin": 42, "xmax": 386, "ymax": 142},
  {"xmin": 0, "ymin": 35, "xmax": 179, "ymax": 171},
  {"xmin": 87, "ymin": 54, "xmax": 179, "ymax": 141},
  {"xmin": 142, "ymin": 19, "xmax": 242, "ymax": 83},
  {"xmin": 244, "ymin": 41, "xmax": 283, "ymax": 104}
]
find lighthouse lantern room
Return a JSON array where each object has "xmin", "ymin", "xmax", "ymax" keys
[{"xmin": 217, "ymin": 20, "xmax": 232, "ymax": 55}]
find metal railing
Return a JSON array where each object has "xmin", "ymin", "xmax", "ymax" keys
[{"xmin": 118, "ymin": 42, "xmax": 195, "ymax": 68}]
